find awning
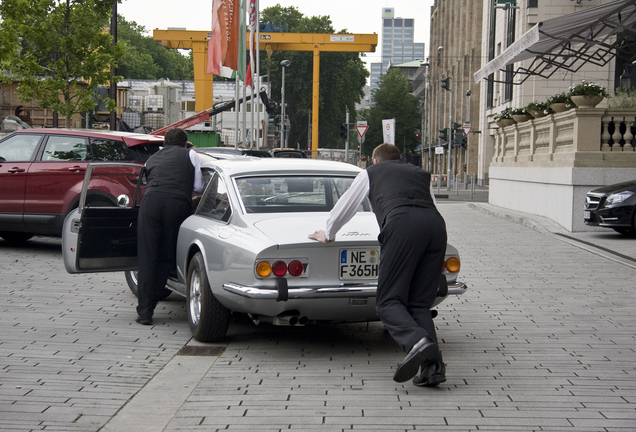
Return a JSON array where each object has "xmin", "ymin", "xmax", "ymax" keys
[{"xmin": 474, "ymin": 0, "xmax": 636, "ymax": 83}]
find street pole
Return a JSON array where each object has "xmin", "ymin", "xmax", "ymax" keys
[
  {"xmin": 280, "ymin": 60, "xmax": 291, "ymax": 149},
  {"xmin": 437, "ymin": 78, "xmax": 442, "ymax": 182},
  {"xmin": 345, "ymin": 106, "xmax": 350, "ymax": 163},
  {"xmin": 447, "ymin": 76, "xmax": 453, "ymax": 191}
]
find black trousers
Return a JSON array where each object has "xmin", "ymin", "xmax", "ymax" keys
[
  {"xmin": 136, "ymin": 192, "xmax": 191, "ymax": 319},
  {"xmin": 375, "ymin": 206, "xmax": 447, "ymax": 353}
]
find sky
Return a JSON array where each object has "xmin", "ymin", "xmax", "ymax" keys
[{"xmin": 118, "ymin": 0, "xmax": 434, "ymax": 68}]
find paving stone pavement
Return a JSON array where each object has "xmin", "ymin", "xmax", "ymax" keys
[{"xmin": 1, "ymin": 202, "xmax": 635, "ymax": 432}]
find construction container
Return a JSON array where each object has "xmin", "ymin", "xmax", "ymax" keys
[
  {"xmin": 121, "ymin": 111, "xmax": 142, "ymax": 129},
  {"xmin": 128, "ymin": 95, "xmax": 144, "ymax": 112},
  {"xmin": 145, "ymin": 95, "xmax": 164, "ymax": 112},
  {"xmin": 144, "ymin": 113, "xmax": 164, "ymax": 130},
  {"xmin": 187, "ymin": 131, "xmax": 221, "ymax": 148}
]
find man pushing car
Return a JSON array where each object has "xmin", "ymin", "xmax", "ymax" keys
[{"xmin": 309, "ymin": 143, "xmax": 448, "ymax": 387}]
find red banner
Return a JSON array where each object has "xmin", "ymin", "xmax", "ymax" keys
[{"xmin": 207, "ymin": 0, "xmax": 240, "ymax": 75}]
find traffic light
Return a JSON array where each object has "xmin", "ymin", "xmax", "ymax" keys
[
  {"xmin": 439, "ymin": 128, "xmax": 448, "ymax": 141},
  {"xmin": 453, "ymin": 122, "xmax": 462, "ymax": 131},
  {"xmin": 340, "ymin": 124, "xmax": 347, "ymax": 139},
  {"xmin": 440, "ymin": 77, "xmax": 451, "ymax": 91}
]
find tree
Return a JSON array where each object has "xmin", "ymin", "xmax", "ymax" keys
[
  {"xmin": 361, "ymin": 68, "xmax": 421, "ymax": 156},
  {"xmin": 117, "ymin": 17, "xmax": 193, "ymax": 80},
  {"xmin": 0, "ymin": 0, "xmax": 124, "ymax": 127},
  {"xmin": 260, "ymin": 6, "xmax": 368, "ymax": 149}
]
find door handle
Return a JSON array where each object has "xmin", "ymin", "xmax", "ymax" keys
[
  {"xmin": 68, "ymin": 166, "xmax": 86, "ymax": 172},
  {"xmin": 7, "ymin": 167, "xmax": 26, "ymax": 173}
]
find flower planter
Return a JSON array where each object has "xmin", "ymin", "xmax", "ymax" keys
[
  {"xmin": 496, "ymin": 118, "xmax": 516, "ymax": 127},
  {"xmin": 549, "ymin": 103, "xmax": 569, "ymax": 113},
  {"xmin": 571, "ymin": 95, "xmax": 604, "ymax": 108},
  {"xmin": 529, "ymin": 110, "xmax": 546, "ymax": 119},
  {"xmin": 512, "ymin": 114, "xmax": 532, "ymax": 123}
]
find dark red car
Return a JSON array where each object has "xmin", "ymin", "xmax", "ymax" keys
[{"xmin": 0, "ymin": 128, "xmax": 163, "ymax": 242}]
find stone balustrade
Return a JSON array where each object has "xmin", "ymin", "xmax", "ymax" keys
[
  {"xmin": 488, "ymin": 107, "xmax": 636, "ymax": 232},
  {"xmin": 493, "ymin": 108, "xmax": 636, "ymax": 168}
]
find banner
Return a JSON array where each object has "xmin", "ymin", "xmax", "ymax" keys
[
  {"xmin": 245, "ymin": 0, "xmax": 256, "ymax": 87},
  {"xmin": 207, "ymin": 0, "xmax": 240, "ymax": 75},
  {"xmin": 382, "ymin": 118, "xmax": 395, "ymax": 145}
]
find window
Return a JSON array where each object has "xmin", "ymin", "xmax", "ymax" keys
[
  {"xmin": 0, "ymin": 134, "xmax": 42, "ymax": 162},
  {"xmin": 90, "ymin": 138, "xmax": 134, "ymax": 162},
  {"xmin": 236, "ymin": 175, "xmax": 371, "ymax": 214},
  {"xmin": 42, "ymin": 136, "xmax": 88, "ymax": 162},
  {"xmin": 504, "ymin": 8, "xmax": 516, "ymax": 102},
  {"xmin": 197, "ymin": 172, "xmax": 231, "ymax": 222}
]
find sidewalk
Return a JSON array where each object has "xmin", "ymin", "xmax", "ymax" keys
[{"xmin": 1, "ymin": 201, "xmax": 635, "ymax": 431}]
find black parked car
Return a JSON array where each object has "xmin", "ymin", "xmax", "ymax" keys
[{"xmin": 584, "ymin": 180, "xmax": 636, "ymax": 235}]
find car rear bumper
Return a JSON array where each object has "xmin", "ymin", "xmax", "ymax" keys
[{"xmin": 223, "ymin": 280, "xmax": 468, "ymax": 300}]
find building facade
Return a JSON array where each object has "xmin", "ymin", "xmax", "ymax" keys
[
  {"xmin": 475, "ymin": 0, "xmax": 636, "ymax": 232},
  {"xmin": 369, "ymin": 8, "xmax": 426, "ymax": 95},
  {"xmin": 427, "ymin": 0, "xmax": 484, "ymax": 182}
]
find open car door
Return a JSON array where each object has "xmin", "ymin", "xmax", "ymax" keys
[{"xmin": 62, "ymin": 163, "xmax": 145, "ymax": 273}]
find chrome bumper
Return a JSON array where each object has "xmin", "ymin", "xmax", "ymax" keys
[{"xmin": 223, "ymin": 280, "xmax": 468, "ymax": 300}]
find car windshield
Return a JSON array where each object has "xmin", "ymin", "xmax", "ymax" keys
[{"xmin": 236, "ymin": 175, "xmax": 371, "ymax": 213}]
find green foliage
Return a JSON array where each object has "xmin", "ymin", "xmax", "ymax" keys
[
  {"xmin": 0, "ymin": 0, "xmax": 124, "ymax": 127},
  {"xmin": 607, "ymin": 89, "xmax": 636, "ymax": 109},
  {"xmin": 260, "ymin": 5, "xmax": 368, "ymax": 149},
  {"xmin": 493, "ymin": 108, "xmax": 512, "ymax": 121},
  {"xmin": 547, "ymin": 92, "xmax": 572, "ymax": 105},
  {"xmin": 568, "ymin": 80, "xmax": 608, "ymax": 97},
  {"xmin": 361, "ymin": 69, "xmax": 421, "ymax": 156},
  {"xmin": 116, "ymin": 17, "xmax": 193, "ymax": 80},
  {"xmin": 525, "ymin": 101, "xmax": 549, "ymax": 113},
  {"xmin": 509, "ymin": 107, "xmax": 529, "ymax": 116}
]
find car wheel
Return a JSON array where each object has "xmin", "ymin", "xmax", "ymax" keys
[
  {"xmin": 0, "ymin": 232, "xmax": 34, "ymax": 243},
  {"xmin": 124, "ymin": 270, "xmax": 172, "ymax": 300},
  {"xmin": 186, "ymin": 252, "xmax": 231, "ymax": 342}
]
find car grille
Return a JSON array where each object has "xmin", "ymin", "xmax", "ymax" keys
[{"xmin": 585, "ymin": 195, "xmax": 602, "ymax": 210}]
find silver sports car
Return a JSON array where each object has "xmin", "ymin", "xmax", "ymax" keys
[{"xmin": 62, "ymin": 156, "xmax": 467, "ymax": 342}]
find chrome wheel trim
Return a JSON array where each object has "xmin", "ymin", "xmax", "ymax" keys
[{"xmin": 189, "ymin": 269, "xmax": 202, "ymax": 326}]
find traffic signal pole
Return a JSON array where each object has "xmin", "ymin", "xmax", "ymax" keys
[
  {"xmin": 345, "ymin": 106, "xmax": 350, "ymax": 163},
  {"xmin": 447, "ymin": 76, "xmax": 453, "ymax": 191}
]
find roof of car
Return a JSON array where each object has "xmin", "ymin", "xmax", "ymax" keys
[
  {"xmin": 200, "ymin": 156, "xmax": 363, "ymax": 177},
  {"xmin": 12, "ymin": 128, "xmax": 164, "ymax": 145}
]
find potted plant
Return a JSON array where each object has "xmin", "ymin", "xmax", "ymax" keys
[
  {"xmin": 494, "ymin": 108, "xmax": 515, "ymax": 127},
  {"xmin": 568, "ymin": 81, "xmax": 608, "ymax": 108},
  {"xmin": 510, "ymin": 107, "xmax": 532, "ymax": 123},
  {"xmin": 525, "ymin": 101, "xmax": 549, "ymax": 118},
  {"xmin": 547, "ymin": 92, "xmax": 573, "ymax": 113},
  {"xmin": 607, "ymin": 88, "xmax": 636, "ymax": 109}
]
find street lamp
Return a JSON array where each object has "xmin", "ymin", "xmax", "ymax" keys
[{"xmin": 280, "ymin": 59, "xmax": 291, "ymax": 149}]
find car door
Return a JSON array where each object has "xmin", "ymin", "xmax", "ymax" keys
[
  {"xmin": 62, "ymin": 163, "xmax": 145, "ymax": 274},
  {"xmin": 0, "ymin": 133, "xmax": 43, "ymax": 225},
  {"xmin": 23, "ymin": 134, "xmax": 91, "ymax": 219}
]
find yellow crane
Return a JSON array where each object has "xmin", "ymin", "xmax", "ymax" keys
[{"xmin": 153, "ymin": 30, "xmax": 377, "ymax": 154}]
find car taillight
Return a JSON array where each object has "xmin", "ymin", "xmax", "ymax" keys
[
  {"xmin": 288, "ymin": 260, "xmax": 303, "ymax": 277},
  {"xmin": 256, "ymin": 261, "xmax": 272, "ymax": 277},
  {"xmin": 126, "ymin": 175, "xmax": 139, "ymax": 184},
  {"xmin": 444, "ymin": 257, "xmax": 461, "ymax": 273},
  {"xmin": 255, "ymin": 259, "xmax": 308, "ymax": 278}
]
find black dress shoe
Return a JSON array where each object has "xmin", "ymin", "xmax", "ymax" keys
[
  {"xmin": 413, "ymin": 360, "xmax": 446, "ymax": 387},
  {"xmin": 135, "ymin": 316, "xmax": 153, "ymax": 326},
  {"xmin": 393, "ymin": 337, "xmax": 439, "ymax": 383}
]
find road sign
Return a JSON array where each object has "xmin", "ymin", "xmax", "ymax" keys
[
  {"xmin": 435, "ymin": 146, "xmax": 444, "ymax": 155},
  {"xmin": 462, "ymin": 126, "xmax": 472, "ymax": 136},
  {"xmin": 355, "ymin": 125, "xmax": 369, "ymax": 138}
]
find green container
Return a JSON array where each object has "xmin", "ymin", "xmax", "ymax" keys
[{"xmin": 187, "ymin": 131, "xmax": 220, "ymax": 148}]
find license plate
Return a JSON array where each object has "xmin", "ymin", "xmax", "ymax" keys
[
  {"xmin": 584, "ymin": 211, "xmax": 590, "ymax": 220},
  {"xmin": 339, "ymin": 248, "xmax": 380, "ymax": 280}
]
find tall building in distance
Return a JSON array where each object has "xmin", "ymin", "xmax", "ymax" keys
[{"xmin": 369, "ymin": 8, "xmax": 426, "ymax": 96}]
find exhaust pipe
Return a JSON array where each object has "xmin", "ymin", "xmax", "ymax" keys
[{"xmin": 249, "ymin": 314, "xmax": 308, "ymax": 326}]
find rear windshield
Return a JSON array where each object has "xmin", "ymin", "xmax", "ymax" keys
[
  {"xmin": 235, "ymin": 175, "xmax": 371, "ymax": 213},
  {"xmin": 128, "ymin": 143, "xmax": 163, "ymax": 163}
]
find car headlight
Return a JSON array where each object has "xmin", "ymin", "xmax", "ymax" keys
[{"xmin": 604, "ymin": 191, "xmax": 634, "ymax": 206}]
